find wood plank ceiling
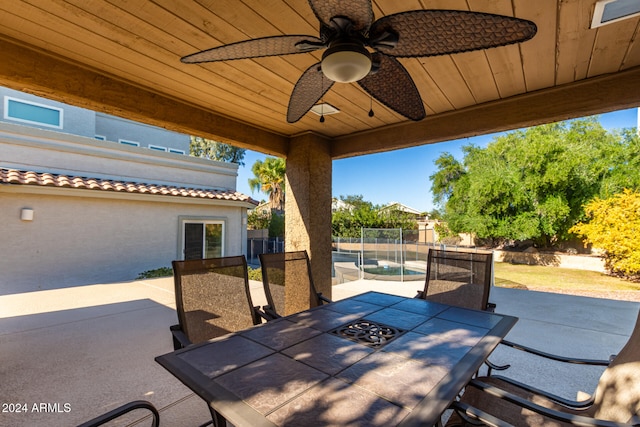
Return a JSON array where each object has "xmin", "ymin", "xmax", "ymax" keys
[{"xmin": 0, "ymin": 0, "xmax": 639, "ymax": 159}]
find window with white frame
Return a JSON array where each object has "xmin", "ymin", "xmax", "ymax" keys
[
  {"xmin": 118, "ymin": 139, "xmax": 140, "ymax": 147},
  {"xmin": 168, "ymin": 148, "xmax": 186, "ymax": 155},
  {"xmin": 94, "ymin": 135, "xmax": 106, "ymax": 141},
  {"xmin": 148, "ymin": 144, "xmax": 167, "ymax": 152},
  {"xmin": 4, "ymin": 96, "xmax": 63, "ymax": 128},
  {"xmin": 181, "ymin": 219, "xmax": 225, "ymax": 260}
]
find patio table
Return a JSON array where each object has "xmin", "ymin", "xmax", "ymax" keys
[{"xmin": 155, "ymin": 291, "xmax": 517, "ymax": 426}]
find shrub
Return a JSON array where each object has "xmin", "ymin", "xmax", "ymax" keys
[
  {"xmin": 434, "ymin": 222, "xmax": 462, "ymax": 245},
  {"xmin": 247, "ymin": 266, "xmax": 262, "ymax": 281},
  {"xmin": 570, "ymin": 189, "xmax": 640, "ymax": 280},
  {"xmin": 136, "ymin": 267, "xmax": 173, "ymax": 279}
]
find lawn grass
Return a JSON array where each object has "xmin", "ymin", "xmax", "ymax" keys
[{"xmin": 494, "ymin": 262, "xmax": 640, "ymax": 292}]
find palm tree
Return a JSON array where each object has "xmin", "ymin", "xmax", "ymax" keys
[{"xmin": 248, "ymin": 157, "xmax": 286, "ymax": 211}]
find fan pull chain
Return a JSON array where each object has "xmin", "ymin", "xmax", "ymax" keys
[
  {"xmin": 320, "ymin": 75, "xmax": 325, "ymax": 123},
  {"xmin": 368, "ymin": 93, "xmax": 374, "ymax": 117}
]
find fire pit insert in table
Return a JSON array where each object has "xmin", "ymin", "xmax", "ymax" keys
[{"xmin": 330, "ymin": 319, "xmax": 405, "ymax": 348}]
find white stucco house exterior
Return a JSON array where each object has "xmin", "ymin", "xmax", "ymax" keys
[{"xmin": 0, "ymin": 88, "xmax": 256, "ymax": 293}]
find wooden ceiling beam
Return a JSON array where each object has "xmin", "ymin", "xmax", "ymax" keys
[
  {"xmin": 332, "ymin": 66, "xmax": 640, "ymax": 159},
  {"xmin": 0, "ymin": 36, "xmax": 289, "ymax": 157}
]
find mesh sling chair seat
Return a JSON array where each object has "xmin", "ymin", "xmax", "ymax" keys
[
  {"xmin": 170, "ymin": 255, "xmax": 264, "ymax": 350},
  {"xmin": 446, "ymin": 308, "xmax": 640, "ymax": 427},
  {"xmin": 416, "ymin": 248, "xmax": 495, "ymax": 312},
  {"xmin": 259, "ymin": 250, "xmax": 331, "ymax": 318}
]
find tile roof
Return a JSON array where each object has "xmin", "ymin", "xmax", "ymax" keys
[{"xmin": 0, "ymin": 168, "xmax": 258, "ymax": 205}]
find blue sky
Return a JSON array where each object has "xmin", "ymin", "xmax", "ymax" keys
[{"xmin": 237, "ymin": 108, "xmax": 639, "ymax": 212}]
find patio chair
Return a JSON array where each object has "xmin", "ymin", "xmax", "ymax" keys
[
  {"xmin": 446, "ymin": 308, "xmax": 640, "ymax": 426},
  {"xmin": 259, "ymin": 250, "xmax": 331, "ymax": 318},
  {"xmin": 416, "ymin": 248, "xmax": 496, "ymax": 312},
  {"xmin": 77, "ymin": 400, "xmax": 159, "ymax": 427},
  {"xmin": 170, "ymin": 255, "xmax": 264, "ymax": 350}
]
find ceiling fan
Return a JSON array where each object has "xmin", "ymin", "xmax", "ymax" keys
[{"xmin": 181, "ymin": 0, "xmax": 537, "ymax": 123}]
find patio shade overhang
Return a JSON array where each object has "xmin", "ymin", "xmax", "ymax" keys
[{"xmin": 0, "ymin": 0, "xmax": 638, "ymax": 160}]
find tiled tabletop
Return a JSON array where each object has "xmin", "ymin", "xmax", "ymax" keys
[{"xmin": 156, "ymin": 291, "xmax": 517, "ymax": 427}]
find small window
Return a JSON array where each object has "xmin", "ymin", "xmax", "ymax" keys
[
  {"xmin": 119, "ymin": 139, "xmax": 140, "ymax": 147},
  {"xmin": 168, "ymin": 148, "xmax": 186, "ymax": 155},
  {"xmin": 4, "ymin": 97, "xmax": 63, "ymax": 129},
  {"xmin": 94, "ymin": 135, "xmax": 106, "ymax": 141},
  {"xmin": 592, "ymin": 0, "xmax": 640, "ymax": 27},
  {"xmin": 148, "ymin": 144, "xmax": 167, "ymax": 152}
]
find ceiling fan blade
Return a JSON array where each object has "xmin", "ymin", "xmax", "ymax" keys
[
  {"xmin": 287, "ymin": 62, "xmax": 334, "ymax": 123},
  {"xmin": 308, "ymin": 0, "xmax": 374, "ymax": 32},
  {"xmin": 369, "ymin": 10, "xmax": 537, "ymax": 57},
  {"xmin": 181, "ymin": 35, "xmax": 324, "ymax": 63},
  {"xmin": 358, "ymin": 54, "xmax": 425, "ymax": 121}
]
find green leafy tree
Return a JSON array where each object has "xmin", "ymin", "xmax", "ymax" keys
[
  {"xmin": 430, "ymin": 117, "xmax": 639, "ymax": 247},
  {"xmin": 190, "ymin": 136, "xmax": 246, "ymax": 165},
  {"xmin": 247, "ymin": 208, "xmax": 284, "ymax": 237},
  {"xmin": 248, "ymin": 157, "xmax": 286, "ymax": 211},
  {"xmin": 595, "ymin": 129, "xmax": 640, "ymax": 197},
  {"xmin": 247, "ymin": 209, "xmax": 271, "ymax": 230},
  {"xmin": 331, "ymin": 195, "xmax": 418, "ymax": 238},
  {"xmin": 426, "ymin": 208, "xmax": 444, "ymax": 220},
  {"xmin": 434, "ymin": 222, "xmax": 462, "ymax": 245},
  {"xmin": 378, "ymin": 206, "xmax": 419, "ymax": 231},
  {"xmin": 570, "ymin": 189, "xmax": 640, "ymax": 279},
  {"xmin": 268, "ymin": 211, "xmax": 285, "ymax": 238},
  {"xmin": 431, "ymin": 153, "xmax": 466, "ymax": 205},
  {"xmin": 332, "ymin": 195, "xmax": 379, "ymax": 237}
]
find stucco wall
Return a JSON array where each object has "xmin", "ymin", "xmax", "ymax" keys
[
  {"xmin": 493, "ymin": 250, "xmax": 605, "ymax": 272},
  {"xmin": 1, "ymin": 190, "xmax": 246, "ymax": 293},
  {"xmin": 95, "ymin": 113, "xmax": 190, "ymax": 153},
  {"xmin": 0, "ymin": 122, "xmax": 237, "ymax": 190}
]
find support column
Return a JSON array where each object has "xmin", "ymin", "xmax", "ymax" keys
[{"xmin": 285, "ymin": 133, "xmax": 333, "ymax": 302}]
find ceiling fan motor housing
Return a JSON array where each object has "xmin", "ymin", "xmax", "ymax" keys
[{"xmin": 321, "ymin": 40, "xmax": 372, "ymax": 82}]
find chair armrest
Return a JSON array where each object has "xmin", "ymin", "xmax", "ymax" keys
[
  {"xmin": 500, "ymin": 339, "xmax": 612, "ymax": 366},
  {"xmin": 170, "ymin": 324, "xmax": 191, "ymax": 350},
  {"xmin": 262, "ymin": 305, "xmax": 281, "ymax": 320},
  {"xmin": 77, "ymin": 400, "xmax": 159, "ymax": 427},
  {"xmin": 489, "ymin": 375, "xmax": 595, "ymax": 409},
  {"xmin": 449, "ymin": 401, "xmax": 515, "ymax": 427},
  {"xmin": 253, "ymin": 306, "xmax": 273, "ymax": 322},
  {"xmin": 318, "ymin": 293, "xmax": 332, "ymax": 304},
  {"xmin": 486, "ymin": 340, "xmax": 611, "ymax": 376},
  {"xmin": 468, "ymin": 379, "xmax": 638, "ymax": 427}
]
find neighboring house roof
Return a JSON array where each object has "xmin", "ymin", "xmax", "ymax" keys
[
  {"xmin": 332, "ymin": 198, "xmax": 354, "ymax": 212},
  {"xmin": 249, "ymin": 200, "xmax": 270, "ymax": 213},
  {"xmin": 0, "ymin": 168, "xmax": 258, "ymax": 205},
  {"xmin": 378, "ymin": 202, "xmax": 423, "ymax": 216}
]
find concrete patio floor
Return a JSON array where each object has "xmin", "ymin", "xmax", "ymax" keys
[{"xmin": 1, "ymin": 277, "xmax": 638, "ymax": 426}]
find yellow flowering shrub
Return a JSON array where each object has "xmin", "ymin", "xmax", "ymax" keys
[{"xmin": 570, "ymin": 189, "xmax": 640, "ymax": 279}]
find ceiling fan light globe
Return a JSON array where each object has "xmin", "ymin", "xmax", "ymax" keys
[{"xmin": 321, "ymin": 46, "xmax": 372, "ymax": 83}]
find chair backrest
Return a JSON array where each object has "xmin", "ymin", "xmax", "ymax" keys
[
  {"xmin": 172, "ymin": 255, "xmax": 257, "ymax": 345},
  {"xmin": 259, "ymin": 250, "xmax": 320, "ymax": 316},
  {"xmin": 592, "ymin": 308, "xmax": 640, "ymax": 423},
  {"xmin": 420, "ymin": 249, "xmax": 493, "ymax": 311}
]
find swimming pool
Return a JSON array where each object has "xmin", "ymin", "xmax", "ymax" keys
[{"xmin": 361, "ymin": 264, "xmax": 426, "ymax": 281}]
